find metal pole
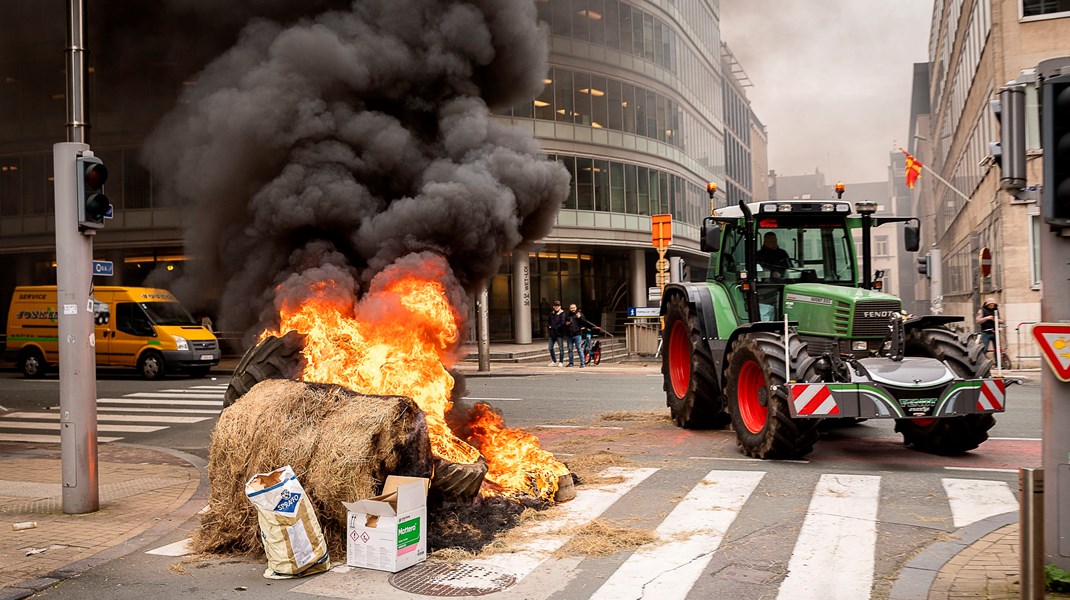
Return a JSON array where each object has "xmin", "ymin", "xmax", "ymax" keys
[
  {"xmin": 55, "ymin": 142, "xmax": 99, "ymax": 514},
  {"xmin": 65, "ymin": 0, "xmax": 87, "ymax": 144},
  {"xmin": 477, "ymin": 284, "xmax": 490, "ymax": 372},
  {"xmin": 1019, "ymin": 468, "xmax": 1044, "ymax": 600},
  {"xmin": 994, "ymin": 308, "xmax": 1003, "ymax": 374},
  {"xmin": 510, "ymin": 251, "xmax": 531, "ymax": 344},
  {"xmin": 929, "ymin": 246, "xmax": 943, "ymax": 315}
]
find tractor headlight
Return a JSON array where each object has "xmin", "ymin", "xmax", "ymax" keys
[
  {"xmin": 777, "ymin": 203, "xmax": 793, "ymax": 212},
  {"xmin": 821, "ymin": 203, "xmax": 835, "ymax": 212},
  {"xmin": 851, "ymin": 341, "xmax": 868, "ymax": 351},
  {"xmin": 174, "ymin": 336, "xmax": 189, "ymax": 351}
]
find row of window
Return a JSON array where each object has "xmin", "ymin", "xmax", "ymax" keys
[
  {"xmin": 500, "ymin": 67, "xmax": 724, "ymax": 172},
  {"xmin": 0, "ymin": 149, "xmax": 161, "ymax": 217},
  {"xmin": 548, "ymin": 153, "xmax": 712, "ymax": 225}
]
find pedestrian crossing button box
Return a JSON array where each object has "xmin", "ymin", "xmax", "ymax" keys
[{"xmin": 343, "ymin": 476, "xmax": 429, "ymax": 573}]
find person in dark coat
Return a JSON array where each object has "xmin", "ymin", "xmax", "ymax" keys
[
  {"xmin": 547, "ymin": 300, "xmax": 566, "ymax": 367},
  {"xmin": 564, "ymin": 303, "xmax": 598, "ymax": 367}
]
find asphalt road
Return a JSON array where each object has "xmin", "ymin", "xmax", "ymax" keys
[{"xmin": 0, "ymin": 365, "xmax": 1044, "ymax": 599}]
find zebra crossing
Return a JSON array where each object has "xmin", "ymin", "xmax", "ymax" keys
[
  {"xmin": 0, "ymin": 384, "xmax": 226, "ymax": 444},
  {"xmin": 286, "ymin": 464, "xmax": 1020, "ymax": 600}
]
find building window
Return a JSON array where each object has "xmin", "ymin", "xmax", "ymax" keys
[
  {"xmin": 875, "ymin": 235, "xmax": 889, "ymax": 257},
  {"xmin": 1022, "ymin": 0, "xmax": 1070, "ymax": 18}
]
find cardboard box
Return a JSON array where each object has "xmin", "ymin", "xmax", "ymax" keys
[{"xmin": 343, "ymin": 476, "xmax": 429, "ymax": 572}]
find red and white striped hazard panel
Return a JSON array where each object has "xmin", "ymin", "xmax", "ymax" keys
[
  {"xmin": 977, "ymin": 379, "xmax": 1005, "ymax": 411},
  {"xmin": 791, "ymin": 384, "xmax": 841, "ymax": 416}
]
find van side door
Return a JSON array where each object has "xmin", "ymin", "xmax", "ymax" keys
[{"xmin": 112, "ymin": 302, "xmax": 156, "ymax": 368}]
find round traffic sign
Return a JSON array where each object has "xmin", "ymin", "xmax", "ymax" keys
[
  {"xmin": 979, "ymin": 247, "xmax": 992, "ymax": 277},
  {"xmin": 656, "ymin": 258, "xmax": 670, "ymax": 271}
]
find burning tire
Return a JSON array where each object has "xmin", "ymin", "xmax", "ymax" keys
[
  {"xmin": 662, "ymin": 294, "xmax": 727, "ymax": 428},
  {"xmin": 725, "ymin": 331, "xmax": 820, "ymax": 459},
  {"xmin": 896, "ymin": 327, "xmax": 995, "ymax": 454},
  {"xmin": 223, "ymin": 331, "xmax": 306, "ymax": 408},
  {"xmin": 430, "ymin": 456, "xmax": 488, "ymax": 504}
]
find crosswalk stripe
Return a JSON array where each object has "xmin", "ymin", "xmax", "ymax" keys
[
  {"xmin": 125, "ymin": 392, "xmax": 223, "ymax": 399},
  {"xmin": 97, "ymin": 398, "xmax": 222, "ymax": 407},
  {"xmin": 941, "ymin": 479, "xmax": 1018, "ymax": 527},
  {"xmin": 145, "ymin": 538, "xmax": 193, "ymax": 557},
  {"xmin": 0, "ymin": 421, "xmax": 167, "ymax": 433},
  {"xmin": 465, "ymin": 467, "xmax": 658, "ymax": 581},
  {"xmin": 2, "ymin": 412, "xmax": 210, "ymax": 424},
  {"xmin": 94, "ymin": 407, "xmax": 221, "ymax": 415},
  {"xmin": 590, "ymin": 469, "xmax": 765, "ymax": 599},
  {"xmin": 777, "ymin": 474, "xmax": 881, "ymax": 600},
  {"xmin": 0, "ymin": 433, "xmax": 123, "ymax": 443},
  {"xmin": 160, "ymin": 389, "xmax": 226, "ymax": 395}
]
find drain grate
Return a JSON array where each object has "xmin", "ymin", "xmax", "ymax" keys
[{"xmin": 388, "ymin": 562, "xmax": 516, "ymax": 596}]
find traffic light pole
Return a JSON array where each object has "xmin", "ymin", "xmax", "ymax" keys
[
  {"xmin": 54, "ymin": 0, "xmax": 98, "ymax": 514},
  {"xmin": 54, "ymin": 142, "xmax": 99, "ymax": 514}
]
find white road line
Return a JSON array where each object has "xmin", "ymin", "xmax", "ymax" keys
[
  {"xmin": 941, "ymin": 479, "xmax": 1018, "ymax": 527},
  {"xmin": 191, "ymin": 385, "xmax": 229, "ymax": 389},
  {"xmin": 0, "ymin": 421, "xmax": 167, "ymax": 433},
  {"xmin": 160, "ymin": 389, "xmax": 226, "ymax": 395},
  {"xmin": 536, "ymin": 425, "xmax": 624, "ymax": 430},
  {"xmin": 463, "ymin": 397, "xmax": 524, "ymax": 402},
  {"xmin": 92, "ymin": 407, "xmax": 221, "ymax": 415},
  {"xmin": 126, "ymin": 392, "xmax": 223, "ymax": 399},
  {"xmin": 464, "ymin": 467, "xmax": 658, "ymax": 583},
  {"xmin": 591, "ymin": 469, "xmax": 765, "ymax": 600},
  {"xmin": 3, "ymin": 412, "xmax": 209, "ymax": 424},
  {"xmin": 97, "ymin": 398, "xmax": 222, "ymax": 407},
  {"xmin": 776, "ymin": 474, "xmax": 881, "ymax": 600},
  {"xmin": 0, "ymin": 433, "xmax": 123, "ymax": 443},
  {"xmin": 146, "ymin": 538, "xmax": 193, "ymax": 557},
  {"xmin": 689, "ymin": 456, "xmax": 811, "ymax": 464},
  {"xmin": 943, "ymin": 466, "xmax": 1018, "ymax": 474}
]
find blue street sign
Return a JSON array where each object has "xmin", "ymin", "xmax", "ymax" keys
[
  {"xmin": 92, "ymin": 260, "xmax": 114, "ymax": 277},
  {"xmin": 627, "ymin": 307, "xmax": 660, "ymax": 318},
  {"xmin": 104, "ymin": 205, "xmax": 113, "ymax": 219}
]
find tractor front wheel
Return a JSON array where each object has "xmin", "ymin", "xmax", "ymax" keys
[
  {"xmin": 724, "ymin": 332, "xmax": 819, "ymax": 459},
  {"xmin": 897, "ymin": 327, "xmax": 995, "ymax": 454},
  {"xmin": 661, "ymin": 294, "xmax": 725, "ymax": 428}
]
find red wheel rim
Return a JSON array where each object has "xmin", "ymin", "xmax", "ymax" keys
[
  {"xmin": 669, "ymin": 320, "xmax": 691, "ymax": 398},
  {"xmin": 738, "ymin": 360, "xmax": 768, "ymax": 434},
  {"xmin": 912, "ymin": 418, "xmax": 936, "ymax": 427}
]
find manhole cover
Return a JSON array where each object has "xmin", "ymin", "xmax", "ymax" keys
[{"xmin": 388, "ymin": 562, "xmax": 516, "ymax": 596}]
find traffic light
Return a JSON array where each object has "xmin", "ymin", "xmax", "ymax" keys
[
  {"xmin": 916, "ymin": 254, "xmax": 931, "ymax": 278},
  {"xmin": 1042, "ymin": 73, "xmax": 1070, "ymax": 227},
  {"xmin": 989, "ymin": 85, "xmax": 1026, "ymax": 191},
  {"xmin": 76, "ymin": 155, "xmax": 110, "ymax": 231}
]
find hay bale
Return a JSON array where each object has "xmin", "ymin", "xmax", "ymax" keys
[{"xmin": 193, "ymin": 379, "xmax": 432, "ymax": 560}]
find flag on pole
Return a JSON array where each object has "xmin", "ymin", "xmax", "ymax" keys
[{"xmin": 900, "ymin": 148, "xmax": 923, "ymax": 189}]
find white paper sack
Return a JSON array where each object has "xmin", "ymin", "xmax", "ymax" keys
[{"xmin": 245, "ymin": 465, "xmax": 330, "ymax": 579}]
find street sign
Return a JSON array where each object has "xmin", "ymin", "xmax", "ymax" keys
[
  {"xmin": 648, "ymin": 286, "xmax": 662, "ymax": 302},
  {"xmin": 979, "ymin": 247, "xmax": 992, "ymax": 277},
  {"xmin": 627, "ymin": 307, "xmax": 661, "ymax": 318},
  {"xmin": 1031, "ymin": 323, "xmax": 1070, "ymax": 381},
  {"xmin": 655, "ymin": 258, "xmax": 670, "ymax": 271},
  {"xmin": 651, "ymin": 214, "xmax": 672, "ymax": 247},
  {"xmin": 92, "ymin": 260, "xmax": 113, "ymax": 277},
  {"xmin": 654, "ymin": 272, "xmax": 670, "ymax": 285},
  {"xmin": 104, "ymin": 205, "xmax": 113, "ymax": 219}
]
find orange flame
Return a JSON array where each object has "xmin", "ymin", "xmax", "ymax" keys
[{"xmin": 265, "ymin": 263, "xmax": 568, "ymax": 500}]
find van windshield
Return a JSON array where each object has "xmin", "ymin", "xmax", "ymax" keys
[{"xmin": 139, "ymin": 302, "xmax": 196, "ymax": 326}]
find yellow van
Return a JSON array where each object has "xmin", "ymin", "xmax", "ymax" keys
[{"xmin": 5, "ymin": 286, "xmax": 220, "ymax": 379}]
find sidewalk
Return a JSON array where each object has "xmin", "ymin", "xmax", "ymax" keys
[{"xmin": 0, "ymin": 443, "xmax": 206, "ymax": 600}]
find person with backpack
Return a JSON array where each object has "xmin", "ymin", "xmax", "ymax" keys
[{"xmin": 547, "ymin": 300, "xmax": 567, "ymax": 367}]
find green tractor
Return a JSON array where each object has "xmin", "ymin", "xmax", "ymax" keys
[{"xmin": 660, "ymin": 192, "xmax": 1005, "ymax": 459}]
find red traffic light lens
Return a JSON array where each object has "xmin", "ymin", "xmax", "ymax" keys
[{"xmin": 84, "ymin": 163, "xmax": 108, "ymax": 190}]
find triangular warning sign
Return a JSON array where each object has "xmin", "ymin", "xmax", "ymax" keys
[{"xmin": 1031, "ymin": 323, "xmax": 1070, "ymax": 382}]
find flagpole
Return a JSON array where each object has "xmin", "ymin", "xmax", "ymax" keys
[{"xmin": 919, "ymin": 162, "xmax": 973, "ymax": 202}]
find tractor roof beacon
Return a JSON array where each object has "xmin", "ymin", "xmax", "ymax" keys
[{"xmin": 660, "ymin": 186, "xmax": 1005, "ymax": 459}]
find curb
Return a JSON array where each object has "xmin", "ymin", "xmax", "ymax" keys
[
  {"xmin": 0, "ymin": 445, "xmax": 209, "ymax": 600},
  {"xmin": 889, "ymin": 510, "xmax": 1019, "ymax": 600}
]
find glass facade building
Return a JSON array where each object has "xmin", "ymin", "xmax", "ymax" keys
[{"xmin": 0, "ymin": 0, "xmax": 744, "ymax": 345}]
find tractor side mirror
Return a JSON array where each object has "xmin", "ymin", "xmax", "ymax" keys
[
  {"xmin": 904, "ymin": 223, "xmax": 920, "ymax": 252},
  {"xmin": 701, "ymin": 222, "xmax": 721, "ymax": 253}
]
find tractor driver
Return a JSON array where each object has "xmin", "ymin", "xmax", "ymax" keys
[{"xmin": 756, "ymin": 232, "xmax": 792, "ymax": 279}]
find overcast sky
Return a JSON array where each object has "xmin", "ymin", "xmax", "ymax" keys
[{"xmin": 720, "ymin": 0, "xmax": 933, "ymax": 184}]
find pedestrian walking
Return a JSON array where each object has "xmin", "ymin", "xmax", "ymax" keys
[
  {"xmin": 975, "ymin": 297, "xmax": 999, "ymax": 355},
  {"xmin": 547, "ymin": 300, "xmax": 566, "ymax": 367},
  {"xmin": 564, "ymin": 303, "xmax": 597, "ymax": 368}
]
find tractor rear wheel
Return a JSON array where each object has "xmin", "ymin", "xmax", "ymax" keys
[
  {"xmin": 724, "ymin": 331, "xmax": 820, "ymax": 459},
  {"xmin": 896, "ymin": 327, "xmax": 995, "ymax": 454},
  {"xmin": 662, "ymin": 294, "xmax": 726, "ymax": 428},
  {"xmin": 223, "ymin": 331, "xmax": 307, "ymax": 408}
]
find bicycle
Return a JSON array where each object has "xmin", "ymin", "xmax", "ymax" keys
[{"xmin": 582, "ymin": 329, "xmax": 613, "ymax": 365}]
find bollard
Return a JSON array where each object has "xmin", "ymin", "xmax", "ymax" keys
[{"xmin": 1019, "ymin": 467, "xmax": 1044, "ymax": 600}]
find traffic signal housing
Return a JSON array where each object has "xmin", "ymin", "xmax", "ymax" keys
[
  {"xmin": 1042, "ymin": 73, "xmax": 1070, "ymax": 227},
  {"xmin": 990, "ymin": 85, "xmax": 1026, "ymax": 191},
  {"xmin": 916, "ymin": 254, "xmax": 931, "ymax": 278},
  {"xmin": 76, "ymin": 155, "xmax": 110, "ymax": 231}
]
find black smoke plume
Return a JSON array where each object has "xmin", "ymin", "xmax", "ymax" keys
[{"xmin": 141, "ymin": 0, "xmax": 569, "ymax": 341}]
